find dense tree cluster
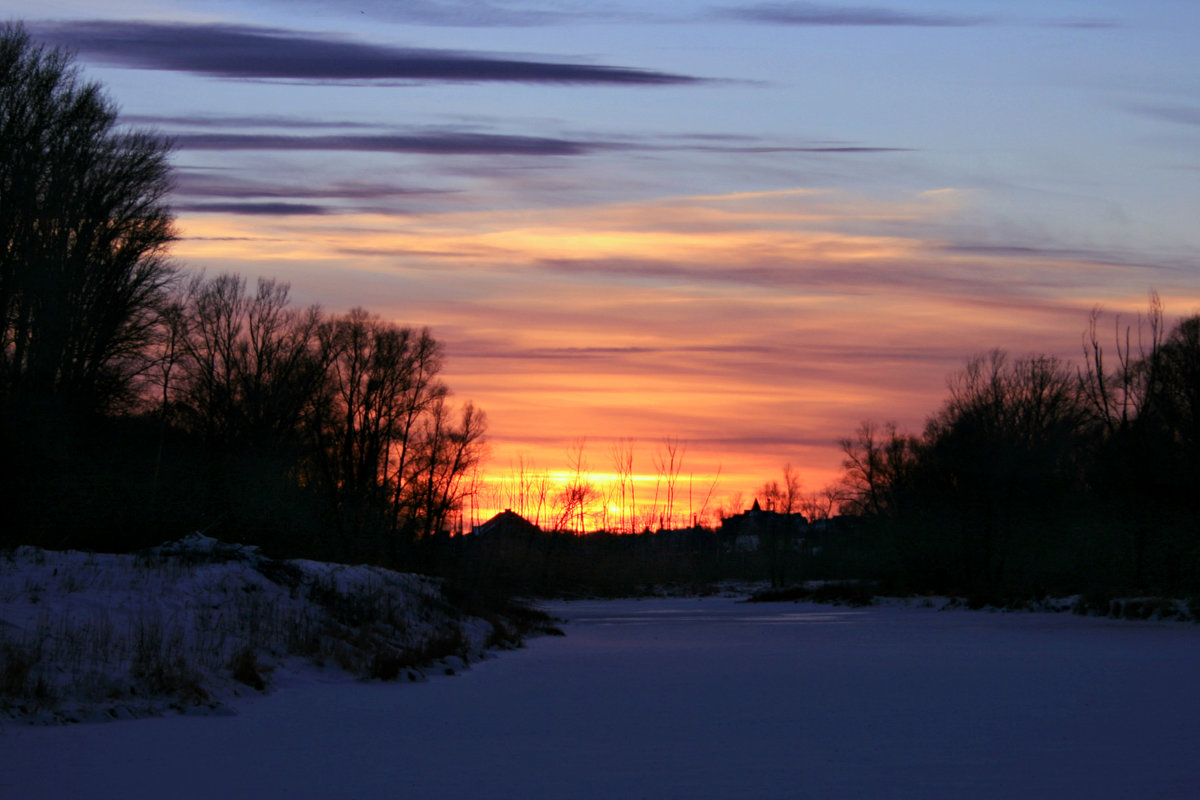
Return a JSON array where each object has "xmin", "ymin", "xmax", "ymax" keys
[
  {"xmin": 0, "ymin": 26, "xmax": 484, "ymax": 562},
  {"xmin": 1, "ymin": 25, "xmax": 175, "ymax": 416},
  {"xmin": 148, "ymin": 274, "xmax": 486, "ymax": 559},
  {"xmin": 830, "ymin": 298, "xmax": 1200, "ymax": 600}
]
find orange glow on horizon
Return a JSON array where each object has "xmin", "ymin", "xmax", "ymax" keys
[
  {"xmin": 465, "ymin": 461, "xmax": 762, "ymax": 534},
  {"xmin": 172, "ymin": 188, "xmax": 1200, "ymax": 528}
]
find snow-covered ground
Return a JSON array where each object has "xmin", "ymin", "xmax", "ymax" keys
[
  {"xmin": 4, "ymin": 595, "xmax": 1199, "ymax": 799},
  {"xmin": 0, "ymin": 536, "xmax": 502, "ymax": 723}
]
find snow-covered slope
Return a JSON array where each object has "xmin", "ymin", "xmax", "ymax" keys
[{"xmin": 0, "ymin": 534, "xmax": 524, "ymax": 723}]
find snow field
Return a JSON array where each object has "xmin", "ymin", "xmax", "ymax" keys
[{"xmin": 4, "ymin": 595, "xmax": 1199, "ymax": 799}]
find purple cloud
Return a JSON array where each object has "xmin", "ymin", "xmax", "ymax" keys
[
  {"xmin": 172, "ymin": 131, "xmax": 606, "ymax": 156},
  {"xmin": 176, "ymin": 202, "xmax": 330, "ymax": 216},
  {"xmin": 1125, "ymin": 102, "xmax": 1200, "ymax": 127},
  {"xmin": 684, "ymin": 144, "xmax": 913, "ymax": 154},
  {"xmin": 32, "ymin": 20, "xmax": 704, "ymax": 85},
  {"xmin": 259, "ymin": 0, "xmax": 591, "ymax": 27},
  {"xmin": 712, "ymin": 3, "xmax": 987, "ymax": 27},
  {"xmin": 172, "ymin": 169, "xmax": 446, "ymax": 201}
]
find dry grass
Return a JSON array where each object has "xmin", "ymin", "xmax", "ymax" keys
[{"xmin": 0, "ymin": 538, "xmax": 555, "ymax": 721}]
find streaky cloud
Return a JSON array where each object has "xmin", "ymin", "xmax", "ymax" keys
[
  {"xmin": 173, "ymin": 169, "xmax": 448, "ymax": 202},
  {"xmin": 32, "ymin": 20, "xmax": 704, "ymax": 85},
  {"xmin": 1124, "ymin": 102, "xmax": 1200, "ymax": 127},
  {"xmin": 260, "ymin": 0, "xmax": 615, "ymax": 27},
  {"xmin": 689, "ymin": 434, "xmax": 845, "ymax": 450},
  {"xmin": 1047, "ymin": 19, "xmax": 1122, "ymax": 29},
  {"xmin": 938, "ymin": 242, "xmax": 1192, "ymax": 274},
  {"xmin": 685, "ymin": 144, "xmax": 913, "ymax": 154},
  {"xmin": 125, "ymin": 113, "xmax": 382, "ymax": 131},
  {"xmin": 144, "ymin": 113, "xmax": 906, "ymax": 160},
  {"xmin": 711, "ymin": 2, "xmax": 988, "ymax": 27},
  {"xmin": 181, "ymin": 235, "xmax": 285, "ymax": 242},
  {"xmin": 532, "ymin": 254, "xmax": 1111, "ymax": 298},
  {"xmin": 335, "ymin": 246, "xmax": 500, "ymax": 259},
  {"xmin": 177, "ymin": 202, "xmax": 330, "ymax": 216},
  {"xmin": 454, "ymin": 343, "xmax": 779, "ymax": 361},
  {"xmin": 173, "ymin": 132, "xmax": 606, "ymax": 156}
]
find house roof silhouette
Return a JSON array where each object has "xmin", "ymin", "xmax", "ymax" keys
[{"xmin": 472, "ymin": 509, "xmax": 540, "ymax": 537}]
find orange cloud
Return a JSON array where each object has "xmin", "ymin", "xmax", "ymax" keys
[{"xmin": 172, "ymin": 187, "xmax": 1191, "ymax": 523}]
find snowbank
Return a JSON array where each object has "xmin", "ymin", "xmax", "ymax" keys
[{"xmin": 0, "ymin": 534, "xmax": 536, "ymax": 723}]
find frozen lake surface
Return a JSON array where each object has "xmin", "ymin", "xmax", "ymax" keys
[{"xmin": 4, "ymin": 596, "xmax": 1199, "ymax": 799}]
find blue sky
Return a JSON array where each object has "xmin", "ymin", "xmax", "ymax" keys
[{"xmin": 13, "ymin": 1, "xmax": 1200, "ymax": 507}]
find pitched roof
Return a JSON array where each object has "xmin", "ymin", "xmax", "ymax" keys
[{"xmin": 473, "ymin": 509, "xmax": 540, "ymax": 537}]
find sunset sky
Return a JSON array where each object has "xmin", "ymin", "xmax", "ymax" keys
[{"xmin": 16, "ymin": 1, "xmax": 1200, "ymax": 517}]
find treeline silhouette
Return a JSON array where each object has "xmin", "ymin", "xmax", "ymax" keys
[
  {"xmin": 3, "ymin": 272, "xmax": 487, "ymax": 563},
  {"xmin": 1, "ymin": 24, "xmax": 484, "ymax": 564},
  {"xmin": 459, "ymin": 299, "xmax": 1200, "ymax": 602},
  {"xmin": 8, "ymin": 23, "xmax": 1199, "ymax": 603},
  {"xmin": 824, "ymin": 297, "xmax": 1200, "ymax": 603}
]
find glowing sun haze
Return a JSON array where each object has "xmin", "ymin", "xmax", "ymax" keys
[{"xmin": 17, "ymin": 1, "xmax": 1200, "ymax": 518}]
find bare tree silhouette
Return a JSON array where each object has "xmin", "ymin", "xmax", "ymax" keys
[{"xmin": 1, "ymin": 24, "xmax": 176, "ymax": 414}]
